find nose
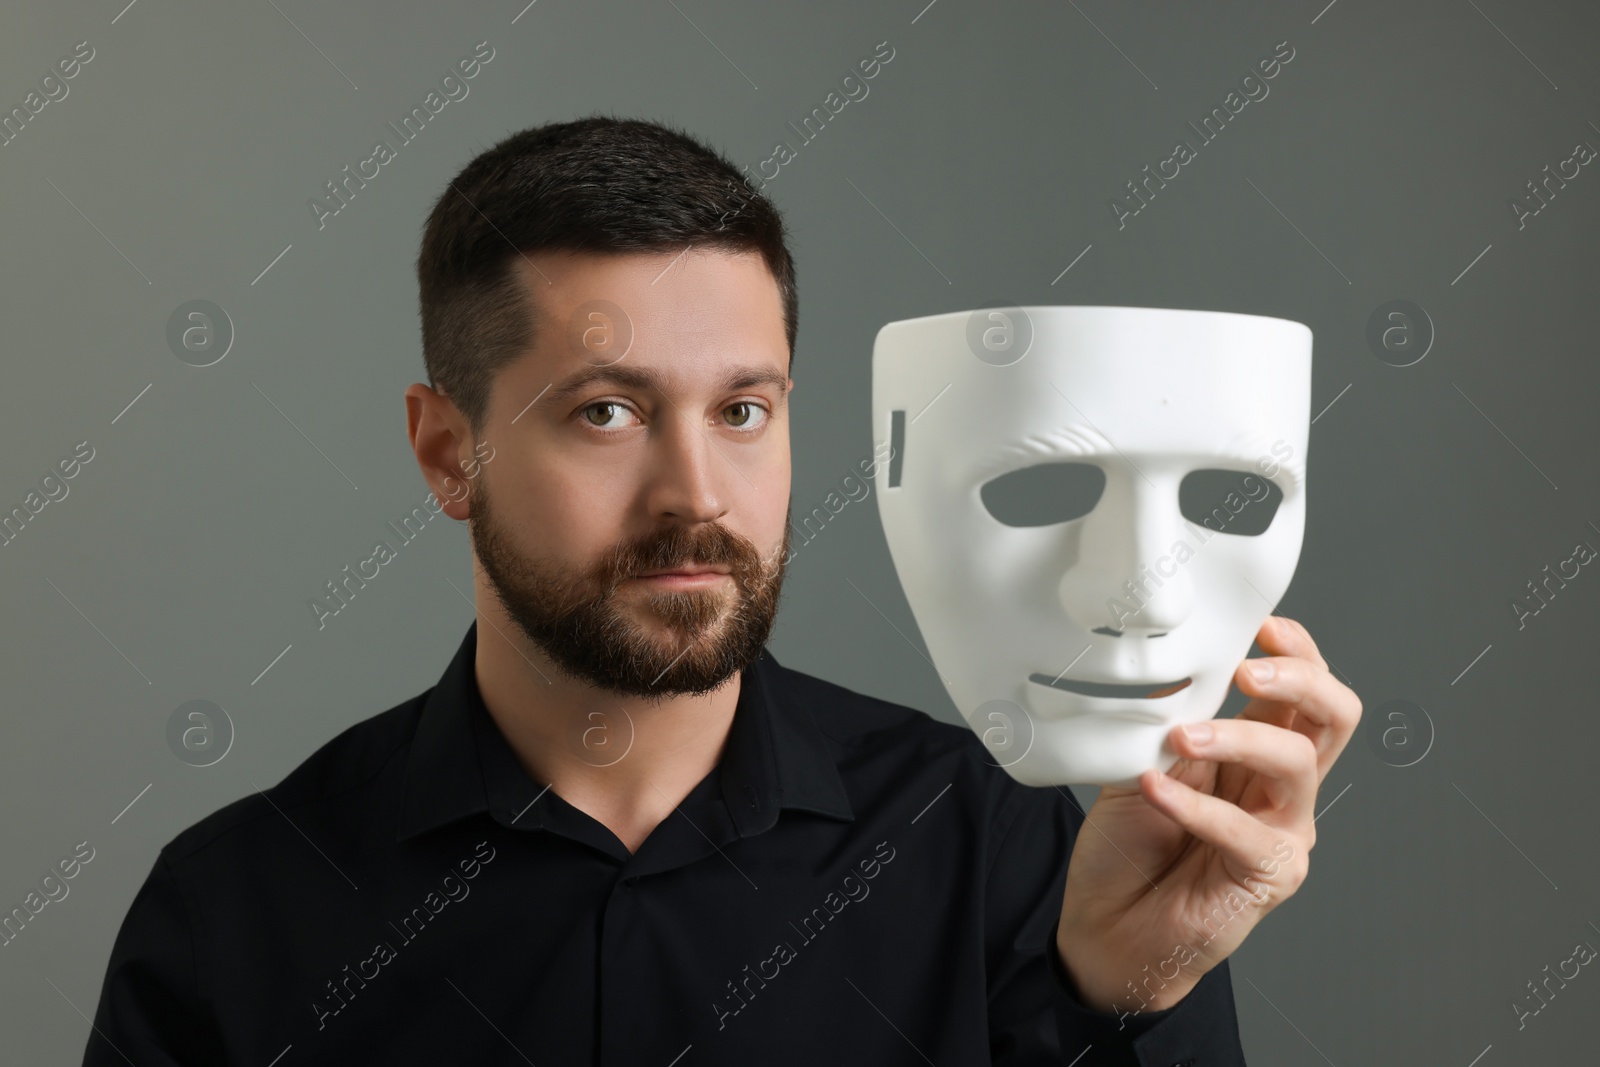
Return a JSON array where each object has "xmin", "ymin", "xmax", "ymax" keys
[
  {"xmin": 642, "ymin": 407, "xmax": 728, "ymax": 525},
  {"xmin": 1056, "ymin": 469, "xmax": 1195, "ymax": 637}
]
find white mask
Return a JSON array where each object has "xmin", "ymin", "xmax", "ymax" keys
[{"xmin": 871, "ymin": 306, "xmax": 1311, "ymax": 788}]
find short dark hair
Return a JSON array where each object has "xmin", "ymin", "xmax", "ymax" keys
[{"xmin": 416, "ymin": 115, "xmax": 798, "ymax": 438}]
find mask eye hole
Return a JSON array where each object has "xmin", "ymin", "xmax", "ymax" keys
[
  {"xmin": 1178, "ymin": 469, "xmax": 1283, "ymax": 536},
  {"xmin": 980, "ymin": 462, "xmax": 1106, "ymax": 527}
]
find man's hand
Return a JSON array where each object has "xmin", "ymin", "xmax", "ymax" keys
[{"xmin": 1054, "ymin": 615, "xmax": 1362, "ymax": 1014}]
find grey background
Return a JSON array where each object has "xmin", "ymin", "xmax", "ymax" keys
[{"xmin": 2, "ymin": 0, "xmax": 1596, "ymax": 1062}]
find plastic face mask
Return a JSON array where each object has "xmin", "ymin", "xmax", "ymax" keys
[{"xmin": 871, "ymin": 306, "xmax": 1312, "ymax": 788}]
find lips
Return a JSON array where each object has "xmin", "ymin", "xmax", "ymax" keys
[
  {"xmin": 1027, "ymin": 673, "xmax": 1192, "ymax": 700},
  {"xmin": 635, "ymin": 566, "xmax": 731, "ymax": 578},
  {"xmin": 1024, "ymin": 673, "xmax": 1193, "ymax": 725}
]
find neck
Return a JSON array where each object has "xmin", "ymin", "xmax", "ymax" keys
[{"xmin": 470, "ymin": 597, "xmax": 741, "ymax": 855}]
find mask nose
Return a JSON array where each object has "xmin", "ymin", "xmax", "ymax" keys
[{"xmin": 1056, "ymin": 470, "xmax": 1195, "ymax": 637}]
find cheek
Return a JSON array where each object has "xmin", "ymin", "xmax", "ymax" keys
[
  {"xmin": 893, "ymin": 527, "xmax": 1019, "ymax": 632},
  {"xmin": 1188, "ymin": 535, "xmax": 1298, "ymax": 630},
  {"xmin": 485, "ymin": 461, "xmax": 602, "ymax": 559},
  {"xmin": 1210, "ymin": 520, "xmax": 1304, "ymax": 590},
  {"xmin": 539, "ymin": 478, "xmax": 626, "ymax": 557},
  {"xmin": 758, "ymin": 475, "xmax": 791, "ymax": 539}
]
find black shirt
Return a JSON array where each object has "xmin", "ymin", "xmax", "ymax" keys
[{"xmin": 84, "ymin": 622, "xmax": 1247, "ymax": 1066}]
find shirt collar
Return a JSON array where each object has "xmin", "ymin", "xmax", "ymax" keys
[{"xmin": 396, "ymin": 621, "xmax": 854, "ymax": 843}]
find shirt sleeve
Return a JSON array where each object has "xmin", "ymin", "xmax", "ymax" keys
[
  {"xmin": 985, "ymin": 779, "xmax": 1249, "ymax": 1066},
  {"xmin": 81, "ymin": 851, "xmax": 227, "ymax": 1066}
]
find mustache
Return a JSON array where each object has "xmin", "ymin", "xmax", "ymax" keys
[
  {"xmin": 466, "ymin": 476, "xmax": 787, "ymax": 590},
  {"xmin": 601, "ymin": 523, "xmax": 763, "ymax": 585}
]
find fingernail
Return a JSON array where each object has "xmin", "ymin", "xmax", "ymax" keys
[
  {"xmin": 1248, "ymin": 659, "xmax": 1276, "ymax": 682},
  {"xmin": 1181, "ymin": 721, "xmax": 1213, "ymax": 744}
]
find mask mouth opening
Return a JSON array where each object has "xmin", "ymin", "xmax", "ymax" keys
[{"xmin": 1027, "ymin": 674, "xmax": 1192, "ymax": 701}]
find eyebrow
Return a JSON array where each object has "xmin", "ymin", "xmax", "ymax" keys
[
  {"xmin": 973, "ymin": 425, "xmax": 1304, "ymax": 490},
  {"xmin": 542, "ymin": 364, "xmax": 791, "ymax": 408}
]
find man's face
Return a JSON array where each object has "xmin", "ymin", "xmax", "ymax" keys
[{"xmin": 468, "ymin": 249, "xmax": 793, "ymax": 700}]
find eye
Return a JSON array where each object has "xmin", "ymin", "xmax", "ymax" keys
[
  {"xmin": 980, "ymin": 462, "xmax": 1106, "ymax": 527},
  {"xmin": 1178, "ymin": 469, "xmax": 1283, "ymax": 536},
  {"xmin": 723, "ymin": 401, "xmax": 768, "ymax": 431},
  {"xmin": 579, "ymin": 400, "xmax": 639, "ymax": 430}
]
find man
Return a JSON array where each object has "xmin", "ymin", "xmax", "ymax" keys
[{"xmin": 83, "ymin": 116, "xmax": 1360, "ymax": 1065}]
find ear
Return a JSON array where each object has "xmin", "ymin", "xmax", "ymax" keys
[{"xmin": 405, "ymin": 383, "xmax": 476, "ymax": 522}]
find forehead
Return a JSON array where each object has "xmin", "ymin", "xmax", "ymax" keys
[
  {"xmin": 515, "ymin": 247, "xmax": 784, "ymax": 356},
  {"xmin": 955, "ymin": 358, "xmax": 1300, "ymax": 480},
  {"xmin": 487, "ymin": 249, "xmax": 789, "ymax": 411},
  {"xmin": 874, "ymin": 307, "xmax": 1311, "ymax": 483}
]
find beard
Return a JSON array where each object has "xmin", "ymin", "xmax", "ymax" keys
[{"xmin": 467, "ymin": 475, "xmax": 791, "ymax": 700}]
